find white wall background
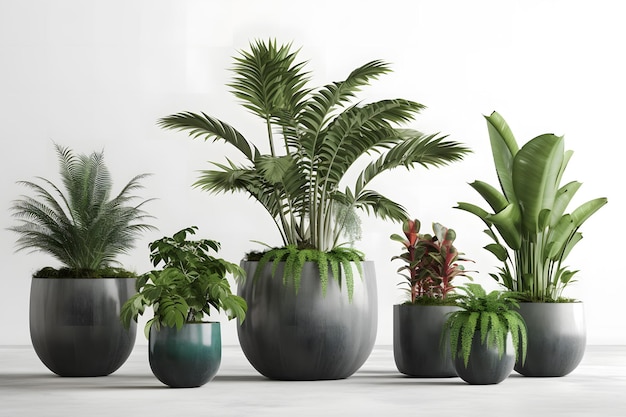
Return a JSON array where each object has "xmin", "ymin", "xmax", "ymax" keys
[{"xmin": 1, "ymin": 0, "xmax": 623, "ymax": 346}]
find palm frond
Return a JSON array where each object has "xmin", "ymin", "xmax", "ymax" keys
[
  {"xmin": 229, "ymin": 39, "xmax": 311, "ymax": 124},
  {"xmin": 297, "ymin": 60, "xmax": 393, "ymax": 153},
  {"xmin": 354, "ymin": 131, "xmax": 471, "ymax": 195},
  {"xmin": 158, "ymin": 112, "xmax": 259, "ymax": 161}
]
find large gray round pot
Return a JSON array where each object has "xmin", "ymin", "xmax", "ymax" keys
[
  {"xmin": 454, "ymin": 332, "xmax": 515, "ymax": 385},
  {"xmin": 29, "ymin": 277, "xmax": 137, "ymax": 377},
  {"xmin": 237, "ymin": 261, "xmax": 377, "ymax": 380},
  {"xmin": 514, "ymin": 302, "xmax": 586, "ymax": 377},
  {"xmin": 149, "ymin": 322, "xmax": 221, "ymax": 388},
  {"xmin": 393, "ymin": 304, "xmax": 459, "ymax": 377}
]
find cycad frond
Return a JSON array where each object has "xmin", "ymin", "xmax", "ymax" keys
[
  {"xmin": 354, "ymin": 131, "xmax": 470, "ymax": 195},
  {"xmin": 316, "ymin": 99, "xmax": 426, "ymax": 185},
  {"xmin": 158, "ymin": 112, "xmax": 259, "ymax": 161},
  {"xmin": 350, "ymin": 190, "xmax": 408, "ymax": 222},
  {"xmin": 229, "ymin": 39, "xmax": 311, "ymax": 125},
  {"xmin": 298, "ymin": 60, "xmax": 393, "ymax": 153}
]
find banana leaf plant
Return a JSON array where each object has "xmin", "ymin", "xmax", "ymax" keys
[
  {"xmin": 158, "ymin": 39, "xmax": 470, "ymax": 294},
  {"xmin": 391, "ymin": 219, "xmax": 473, "ymax": 304},
  {"xmin": 456, "ymin": 111, "xmax": 607, "ymax": 301}
]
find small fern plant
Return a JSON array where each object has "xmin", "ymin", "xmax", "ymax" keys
[
  {"xmin": 443, "ymin": 283, "xmax": 527, "ymax": 368},
  {"xmin": 120, "ymin": 226, "xmax": 247, "ymax": 337}
]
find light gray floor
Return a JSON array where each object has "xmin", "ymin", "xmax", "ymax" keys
[{"xmin": 1, "ymin": 345, "xmax": 625, "ymax": 417}]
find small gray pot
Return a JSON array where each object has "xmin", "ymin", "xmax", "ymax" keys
[
  {"xmin": 514, "ymin": 302, "xmax": 586, "ymax": 377},
  {"xmin": 454, "ymin": 332, "xmax": 515, "ymax": 385},
  {"xmin": 393, "ymin": 304, "xmax": 459, "ymax": 377}
]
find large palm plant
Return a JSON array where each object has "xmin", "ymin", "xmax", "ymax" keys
[
  {"xmin": 10, "ymin": 143, "xmax": 155, "ymax": 276},
  {"xmin": 456, "ymin": 112, "xmax": 607, "ymax": 301},
  {"xmin": 160, "ymin": 40, "xmax": 469, "ymax": 257}
]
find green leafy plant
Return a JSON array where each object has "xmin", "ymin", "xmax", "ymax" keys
[
  {"xmin": 158, "ymin": 39, "xmax": 470, "ymax": 288},
  {"xmin": 456, "ymin": 112, "xmax": 607, "ymax": 301},
  {"xmin": 444, "ymin": 283, "xmax": 527, "ymax": 368},
  {"xmin": 391, "ymin": 219, "xmax": 473, "ymax": 304},
  {"xmin": 120, "ymin": 227, "xmax": 247, "ymax": 337},
  {"xmin": 9, "ymin": 143, "xmax": 155, "ymax": 277}
]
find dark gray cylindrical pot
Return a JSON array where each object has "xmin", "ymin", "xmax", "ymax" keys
[
  {"xmin": 29, "ymin": 277, "xmax": 137, "ymax": 377},
  {"xmin": 393, "ymin": 304, "xmax": 459, "ymax": 377},
  {"xmin": 514, "ymin": 302, "xmax": 586, "ymax": 377},
  {"xmin": 149, "ymin": 322, "xmax": 221, "ymax": 388},
  {"xmin": 454, "ymin": 332, "xmax": 515, "ymax": 385},
  {"xmin": 237, "ymin": 261, "xmax": 377, "ymax": 380}
]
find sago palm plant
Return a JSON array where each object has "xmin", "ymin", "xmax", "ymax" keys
[
  {"xmin": 10, "ymin": 143, "xmax": 155, "ymax": 277},
  {"xmin": 158, "ymin": 39, "xmax": 470, "ymax": 289}
]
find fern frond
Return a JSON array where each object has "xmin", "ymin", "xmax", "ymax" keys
[{"xmin": 158, "ymin": 112, "xmax": 259, "ymax": 161}]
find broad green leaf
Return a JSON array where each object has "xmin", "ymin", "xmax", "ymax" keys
[
  {"xmin": 455, "ymin": 202, "xmax": 491, "ymax": 223},
  {"xmin": 547, "ymin": 214, "xmax": 576, "ymax": 260},
  {"xmin": 485, "ymin": 243, "xmax": 508, "ymax": 262},
  {"xmin": 485, "ymin": 111, "xmax": 518, "ymax": 203},
  {"xmin": 571, "ymin": 197, "xmax": 608, "ymax": 228},
  {"xmin": 513, "ymin": 134, "xmax": 564, "ymax": 233},
  {"xmin": 469, "ymin": 180, "xmax": 509, "ymax": 213},
  {"xmin": 561, "ymin": 232, "xmax": 583, "ymax": 261},
  {"xmin": 550, "ymin": 181, "xmax": 582, "ymax": 227},
  {"xmin": 487, "ymin": 203, "xmax": 521, "ymax": 250}
]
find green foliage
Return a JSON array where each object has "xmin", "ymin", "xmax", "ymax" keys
[
  {"xmin": 444, "ymin": 283, "xmax": 527, "ymax": 368},
  {"xmin": 158, "ymin": 39, "xmax": 470, "ymax": 254},
  {"xmin": 250, "ymin": 245, "xmax": 364, "ymax": 301},
  {"xmin": 120, "ymin": 227, "xmax": 247, "ymax": 337},
  {"xmin": 9, "ymin": 143, "xmax": 155, "ymax": 276},
  {"xmin": 456, "ymin": 112, "xmax": 607, "ymax": 301},
  {"xmin": 391, "ymin": 219, "xmax": 473, "ymax": 304}
]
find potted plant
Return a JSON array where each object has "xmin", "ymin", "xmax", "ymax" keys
[
  {"xmin": 456, "ymin": 111, "xmax": 607, "ymax": 376},
  {"xmin": 444, "ymin": 283, "xmax": 527, "ymax": 385},
  {"xmin": 390, "ymin": 219, "xmax": 473, "ymax": 377},
  {"xmin": 120, "ymin": 226, "xmax": 247, "ymax": 388},
  {"xmin": 9, "ymin": 143, "xmax": 154, "ymax": 376},
  {"xmin": 158, "ymin": 39, "xmax": 470, "ymax": 380}
]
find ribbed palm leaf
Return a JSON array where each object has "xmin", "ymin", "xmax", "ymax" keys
[
  {"xmin": 159, "ymin": 39, "xmax": 470, "ymax": 252},
  {"xmin": 10, "ymin": 144, "xmax": 155, "ymax": 273}
]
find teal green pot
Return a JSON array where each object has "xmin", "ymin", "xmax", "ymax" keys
[{"xmin": 149, "ymin": 322, "xmax": 221, "ymax": 388}]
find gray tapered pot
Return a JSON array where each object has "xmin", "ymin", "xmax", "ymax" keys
[
  {"xmin": 514, "ymin": 302, "xmax": 586, "ymax": 377},
  {"xmin": 29, "ymin": 277, "xmax": 137, "ymax": 377},
  {"xmin": 454, "ymin": 332, "xmax": 515, "ymax": 385},
  {"xmin": 237, "ymin": 261, "xmax": 377, "ymax": 380},
  {"xmin": 393, "ymin": 304, "xmax": 459, "ymax": 377},
  {"xmin": 149, "ymin": 322, "xmax": 221, "ymax": 388}
]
